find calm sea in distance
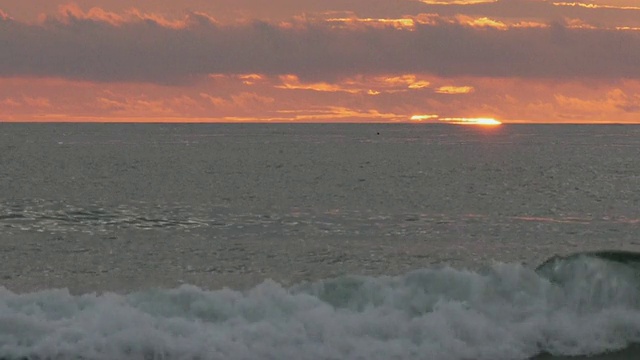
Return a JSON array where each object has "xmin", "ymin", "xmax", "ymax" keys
[{"xmin": 1, "ymin": 123, "xmax": 640, "ymax": 359}]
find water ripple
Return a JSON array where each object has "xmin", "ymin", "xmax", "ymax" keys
[{"xmin": 1, "ymin": 200, "xmax": 637, "ymax": 241}]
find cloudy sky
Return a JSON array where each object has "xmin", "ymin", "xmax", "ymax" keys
[{"xmin": 2, "ymin": 0, "xmax": 640, "ymax": 123}]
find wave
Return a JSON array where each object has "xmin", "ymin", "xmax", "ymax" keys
[
  {"xmin": 0, "ymin": 200, "xmax": 213, "ymax": 233},
  {"xmin": 3, "ymin": 253, "xmax": 640, "ymax": 360}
]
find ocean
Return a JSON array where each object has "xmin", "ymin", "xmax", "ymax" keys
[{"xmin": 1, "ymin": 123, "xmax": 640, "ymax": 359}]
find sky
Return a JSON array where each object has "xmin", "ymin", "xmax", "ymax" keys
[{"xmin": 2, "ymin": 0, "xmax": 640, "ymax": 123}]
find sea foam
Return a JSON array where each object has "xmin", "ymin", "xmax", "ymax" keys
[{"xmin": 2, "ymin": 256, "xmax": 640, "ymax": 360}]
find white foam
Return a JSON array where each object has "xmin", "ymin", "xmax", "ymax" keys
[{"xmin": 2, "ymin": 258, "xmax": 640, "ymax": 359}]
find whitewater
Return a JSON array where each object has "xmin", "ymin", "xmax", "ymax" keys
[
  {"xmin": 1, "ymin": 255, "xmax": 640, "ymax": 360},
  {"xmin": 1, "ymin": 123, "xmax": 640, "ymax": 359}
]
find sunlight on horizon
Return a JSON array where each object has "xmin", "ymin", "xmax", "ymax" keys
[
  {"xmin": 440, "ymin": 117, "xmax": 502, "ymax": 125},
  {"xmin": 410, "ymin": 114, "xmax": 439, "ymax": 121},
  {"xmin": 410, "ymin": 115, "xmax": 502, "ymax": 125}
]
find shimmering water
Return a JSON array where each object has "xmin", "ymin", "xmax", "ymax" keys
[{"xmin": 1, "ymin": 123, "xmax": 640, "ymax": 359}]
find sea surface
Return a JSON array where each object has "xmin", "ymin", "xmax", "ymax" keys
[{"xmin": 1, "ymin": 123, "xmax": 640, "ymax": 359}]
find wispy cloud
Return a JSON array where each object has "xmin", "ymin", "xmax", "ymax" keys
[
  {"xmin": 3, "ymin": 75, "xmax": 640, "ymax": 123},
  {"xmin": 276, "ymin": 75, "xmax": 364, "ymax": 94},
  {"xmin": 419, "ymin": 0, "xmax": 497, "ymax": 4},
  {"xmin": 552, "ymin": 2, "xmax": 640, "ymax": 11}
]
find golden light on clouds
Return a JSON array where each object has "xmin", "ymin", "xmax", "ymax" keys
[
  {"xmin": 57, "ymin": 3, "xmax": 190, "ymax": 29},
  {"xmin": 410, "ymin": 114, "xmax": 439, "ymax": 121},
  {"xmin": 420, "ymin": 0, "xmax": 497, "ymax": 4},
  {"xmin": 458, "ymin": 16, "xmax": 508, "ymax": 30},
  {"xmin": 616, "ymin": 26, "xmax": 640, "ymax": 31},
  {"xmin": 408, "ymin": 81, "xmax": 431, "ymax": 89},
  {"xmin": 324, "ymin": 13, "xmax": 545, "ymax": 31},
  {"xmin": 381, "ymin": 75, "xmax": 430, "ymax": 89},
  {"xmin": 325, "ymin": 17, "xmax": 416, "ymax": 30},
  {"xmin": 276, "ymin": 75, "xmax": 362, "ymax": 94},
  {"xmin": 435, "ymin": 86, "xmax": 474, "ymax": 94},
  {"xmin": 552, "ymin": 2, "xmax": 640, "ymax": 10},
  {"xmin": 238, "ymin": 74, "xmax": 265, "ymax": 85},
  {"xmin": 273, "ymin": 74, "xmax": 432, "ymax": 95}
]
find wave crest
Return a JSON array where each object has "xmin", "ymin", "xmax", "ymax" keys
[{"xmin": 3, "ymin": 257, "xmax": 640, "ymax": 359}]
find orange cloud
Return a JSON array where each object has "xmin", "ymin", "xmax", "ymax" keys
[
  {"xmin": 213, "ymin": 107, "xmax": 406, "ymax": 122},
  {"xmin": 275, "ymin": 74, "xmax": 431, "ymax": 94},
  {"xmin": 169, "ymin": 95, "xmax": 199, "ymax": 108},
  {"xmin": 277, "ymin": 75, "xmax": 362, "ymax": 93},
  {"xmin": 552, "ymin": 2, "xmax": 640, "ymax": 11},
  {"xmin": 435, "ymin": 86, "xmax": 474, "ymax": 94},
  {"xmin": 451, "ymin": 15, "xmax": 550, "ymax": 30},
  {"xmin": 377, "ymin": 75, "xmax": 430, "ymax": 89},
  {"xmin": 511, "ymin": 21, "xmax": 549, "ymax": 29},
  {"xmin": 276, "ymin": 106, "xmax": 405, "ymax": 122},
  {"xmin": 96, "ymin": 97, "xmax": 176, "ymax": 115},
  {"xmin": 325, "ymin": 17, "xmax": 416, "ymax": 30},
  {"xmin": 420, "ymin": 0, "xmax": 497, "ymax": 4},
  {"xmin": 55, "ymin": 4, "xmax": 193, "ymax": 29},
  {"xmin": 457, "ymin": 15, "xmax": 507, "ymax": 30},
  {"xmin": 200, "ymin": 92, "xmax": 274, "ymax": 112},
  {"xmin": 238, "ymin": 74, "xmax": 265, "ymax": 85},
  {"xmin": 554, "ymin": 88, "xmax": 640, "ymax": 115},
  {"xmin": 230, "ymin": 92, "xmax": 275, "ymax": 107},
  {"xmin": 22, "ymin": 96, "xmax": 51, "ymax": 108},
  {"xmin": 45, "ymin": 4, "xmax": 226, "ymax": 31},
  {"xmin": 563, "ymin": 18, "xmax": 598, "ymax": 30},
  {"xmin": 1, "ymin": 98, "xmax": 20, "ymax": 107},
  {"xmin": 4, "ymin": 0, "xmax": 640, "ymax": 30},
  {"xmin": 616, "ymin": 26, "xmax": 640, "ymax": 32},
  {"xmin": 322, "ymin": 13, "xmax": 544, "ymax": 31},
  {"xmin": 4, "ymin": 72, "xmax": 640, "ymax": 124}
]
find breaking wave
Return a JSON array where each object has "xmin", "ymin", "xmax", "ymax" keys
[{"xmin": 3, "ymin": 253, "xmax": 640, "ymax": 360}]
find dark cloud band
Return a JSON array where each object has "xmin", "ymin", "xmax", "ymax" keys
[{"xmin": 1, "ymin": 14, "xmax": 640, "ymax": 83}]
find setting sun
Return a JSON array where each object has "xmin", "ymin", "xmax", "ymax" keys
[
  {"xmin": 439, "ymin": 117, "xmax": 502, "ymax": 125},
  {"xmin": 410, "ymin": 115, "xmax": 502, "ymax": 125},
  {"xmin": 410, "ymin": 114, "xmax": 439, "ymax": 121}
]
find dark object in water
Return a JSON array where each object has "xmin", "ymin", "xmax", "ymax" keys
[
  {"xmin": 536, "ymin": 250, "xmax": 640, "ymax": 272},
  {"xmin": 531, "ymin": 343, "xmax": 640, "ymax": 359}
]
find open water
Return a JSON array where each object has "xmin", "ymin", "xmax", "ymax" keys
[{"xmin": 1, "ymin": 123, "xmax": 640, "ymax": 359}]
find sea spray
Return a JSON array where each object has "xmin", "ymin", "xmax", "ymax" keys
[{"xmin": 3, "ymin": 256, "xmax": 640, "ymax": 359}]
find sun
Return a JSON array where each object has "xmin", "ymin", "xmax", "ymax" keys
[
  {"xmin": 410, "ymin": 114, "xmax": 439, "ymax": 121},
  {"xmin": 439, "ymin": 117, "xmax": 502, "ymax": 125},
  {"xmin": 462, "ymin": 118, "xmax": 502, "ymax": 126},
  {"xmin": 410, "ymin": 115, "xmax": 502, "ymax": 125}
]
